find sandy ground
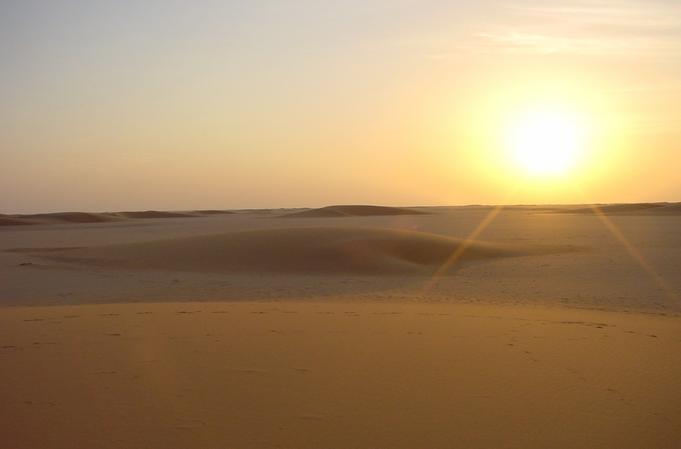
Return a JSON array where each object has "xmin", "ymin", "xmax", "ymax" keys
[
  {"xmin": 2, "ymin": 301, "xmax": 680, "ymax": 449},
  {"xmin": 2, "ymin": 207, "xmax": 680, "ymax": 311},
  {"xmin": 1, "ymin": 206, "xmax": 681, "ymax": 448}
]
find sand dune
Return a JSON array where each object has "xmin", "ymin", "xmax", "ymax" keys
[
  {"xmin": 20, "ymin": 211, "xmax": 122, "ymax": 223},
  {"xmin": 281, "ymin": 205, "xmax": 429, "ymax": 218},
  {"xmin": 0, "ymin": 216, "xmax": 36, "ymax": 226},
  {"xmin": 0, "ymin": 210, "xmax": 224, "ymax": 226},
  {"xmin": 29, "ymin": 227, "xmax": 574, "ymax": 275},
  {"xmin": 573, "ymin": 203, "xmax": 665, "ymax": 214},
  {"xmin": 3, "ymin": 202, "xmax": 676, "ymax": 229},
  {"xmin": 656, "ymin": 203, "xmax": 681, "ymax": 213},
  {"xmin": 193, "ymin": 209, "xmax": 235, "ymax": 215},
  {"xmin": 0, "ymin": 212, "xmax": 122, "ymax": 225},
  {"xmin": 3, "ymin": 203, "xmax": 680, "ymax": 449},
  {"xmin": 115, "ymin": 210, "xmax": 197, "ymax": 219},
  {"xmin": 557, "ymin": 203, "xmax": 681, "ymax": 215}
]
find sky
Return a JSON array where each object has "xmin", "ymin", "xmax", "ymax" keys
[{"xmin": 2, "ymin": 0, "xmax": 681, "ymax": 213}]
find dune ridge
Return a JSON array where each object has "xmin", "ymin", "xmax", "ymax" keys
[
  {"xmin": 0, "ymin": 212, "xmax": 123, "ymax": 225},
  {"xmin": 0, "ymin": 216, "xmax": 36, "ymax": 226},
  {"xmin": 21, "ymin": 212, "xmax": 123, "ymax": 223},
  {"xmin": 114, "ymin": 210, "xmax": 197, "ymax": 219},
  {"xmin": 281, "ymin": 205, "xmax": 429, "ymax": 218},
  {"xmin": 28, "ymin": 227, "xmax": 575, "ymax": 275},
  {"xmin": 0, "ymin": 209, "xmax": 240, "ymax": 226},
  {"xmin": 193, "ymin": 210, "xmax": 236, "ymax": 215}
]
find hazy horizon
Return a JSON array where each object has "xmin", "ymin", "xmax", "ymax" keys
[
  {"xmin": 5, "ymin": 199, "xmax": 681, "ymax": 216},
  {"xmin": 3, "ymin": 1, "xmax": 681, "ymax": 214}
]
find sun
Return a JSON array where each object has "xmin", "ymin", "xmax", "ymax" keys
[{"xmin": 506, "ymin": 108, "xmax": 586, "ymax": 176}]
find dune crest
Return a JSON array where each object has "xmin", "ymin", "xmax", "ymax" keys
[
  {"xmin": 21, "ymin": 212, "xmax": 123, "ymax": 223},
  {"xmin": 0, "ymin": 216, "xmax": 36, "ymax": 226},
  {"xmin": 193, "ymin": 210, "xmax": 236, "ymax": 215},
  {"xmin": 114, "ymin": 210, "xmax": 197, "ymax": 219},
  {"xmin": 281, "ymin": 205, "xmax": 429, "ymax": 218},
  {"xmin": 0, "ymin": 212, "xmax": 122, "ymax": 225},
  {"xmin": 29, "ymin": 227, "xmax": 575, "ymax": 275},
  {"xmin": 0, "ymin": 209, "xmax": 240, "ymax": 226}
]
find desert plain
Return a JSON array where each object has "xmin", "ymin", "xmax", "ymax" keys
[{"xmin": 1, "ymin": 204, "xmax": 681, "ymax": 448}]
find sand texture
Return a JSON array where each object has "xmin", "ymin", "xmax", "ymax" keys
[
  {"xmin": 1, "ymin": 301, "xmax": 680, "ymax": 449},
  {"xmin": 2, "ymin": 205, "xmax": 679, "ymax": 311},
  {"xmin": 1, "ymin": 205, "xmax": 681, "ymax": 448}
]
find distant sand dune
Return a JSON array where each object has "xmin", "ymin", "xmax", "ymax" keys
[
  {"xmin": 0, "ymin": 216, "xmax": 36, "ymax": 226},
  {"xmin": 556, "ymin": 203, "xmax": 681, "ymax": 215},
  {"xmin": 29, "ymin": 227, "xmax": 574, "ymax": 275},
  {"xmin": 19, "ymin": 212, "xmax": 122, "ymax": 223},
  {"xmin": 193, "ymin": 210, "xmax": 236, "ymax": 215},
  {"xmin": 115, "ymin": 210, "xmax": 197, "ymax": 219},
  {"xmin": 281, "ymin": 205, "xmax": 429, "ymax": 218},
  {"xmin": 1, "ymin": 212, "xmax": 122, "ymax": 225},
  {"xmin": 2, "ymin": 202, "xmax": 677, "ymax": 229},
  {"xmin": 657, "ymin": 203, "xmax": 681, "ymax": 213},
  {"xmin": 0, "ymin": 209, "xmax": 238, "ymax": 227}
]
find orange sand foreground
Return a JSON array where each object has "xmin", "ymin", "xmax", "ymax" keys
[
  {"xmin": 1, "ymin": 301, "xmax": 680, "ymax": 449},
  {"xmin": 1, "ymin": 205, "xmax": 680, "ymax": 448}
]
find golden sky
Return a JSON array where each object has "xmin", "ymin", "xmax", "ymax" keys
[{"xmin": 2, "ymin": 1, "xmax": 680, "ymax": 213}]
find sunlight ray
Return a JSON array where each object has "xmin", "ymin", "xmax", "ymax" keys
[
  {"xmin": 588, "ymin": 204, "xmax": 679, "ymax": 306},
  {"xmin": 421, "ymin": 204, "xmax": 506, "ymax": 295}
]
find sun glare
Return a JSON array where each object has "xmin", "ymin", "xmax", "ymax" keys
[{"xmin": 506, "ymin": 108, "xmax": 586, "ymax": 176}]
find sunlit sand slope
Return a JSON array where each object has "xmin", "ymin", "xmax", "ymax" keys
[{"xmin": 27, "ymin": 227, "xmax": 574, "ymax": 275}]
